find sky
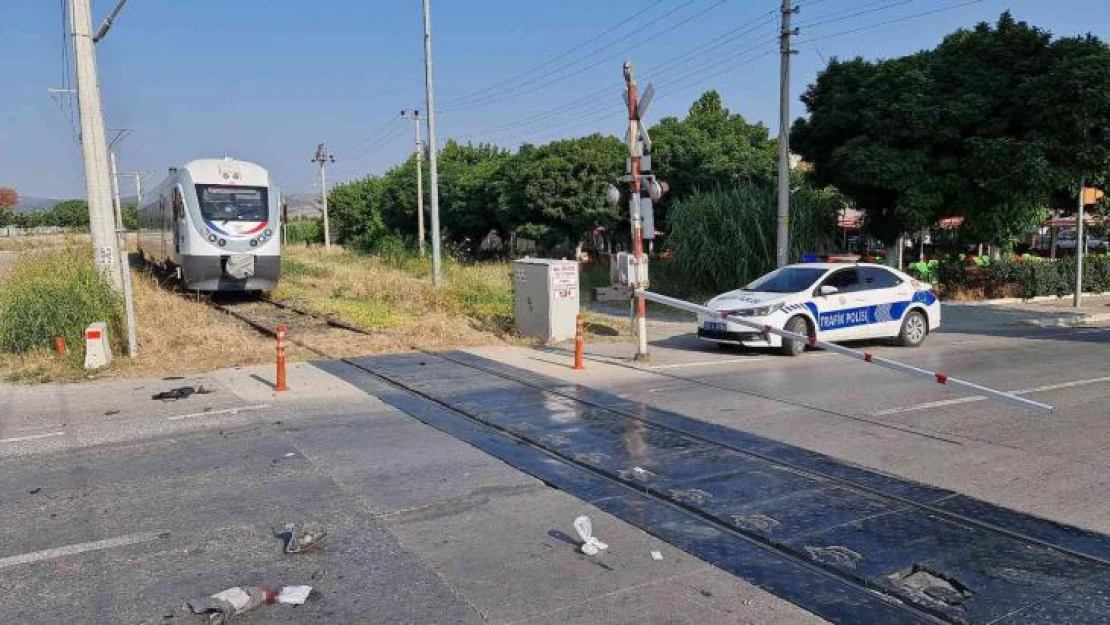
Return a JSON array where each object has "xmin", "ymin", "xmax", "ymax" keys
[{"xmin": 3, "ymin": 0, "xmax": 1109, "ymax": 199}]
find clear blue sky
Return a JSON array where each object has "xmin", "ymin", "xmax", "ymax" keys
[{"xmin": 3, "ymin": 0, "xmax": 1108, "ymax": 199}]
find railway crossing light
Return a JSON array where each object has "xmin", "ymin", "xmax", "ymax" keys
[{"xmin": 606, "ymin": 184, "xmax": 621, "ymax": 207}]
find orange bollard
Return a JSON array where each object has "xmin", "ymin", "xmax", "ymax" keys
[
  {"xmin": 275, "ymin": 325, "xmax": 289, "ymax": 392},
  {"xmin": 573, "ymin": 314, "xmax": 585, "ymax": 370},
  {"xmin": 54, "ymin": 336, "xmax": 66, "ymax": 358}
]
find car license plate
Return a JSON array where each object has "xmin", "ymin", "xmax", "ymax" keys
[{"xmin": 705, "ymin": 321, "xmax": 727, "ymax": 333}]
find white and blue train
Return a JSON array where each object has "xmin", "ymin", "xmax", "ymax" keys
[{"xmin": 138, "ymin": 157, "xmax": 281, "ymax": 292}]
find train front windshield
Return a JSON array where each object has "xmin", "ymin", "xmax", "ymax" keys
[{"xmin": 196, "ymin": 185, "xmax": 269, "ymax": 221}]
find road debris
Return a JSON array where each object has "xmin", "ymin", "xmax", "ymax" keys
[
  {"xmin": 152, "ymin": 385, "xmax": 214, "ymax": 402},
  {"xmin": 651, "ymin": 550, "xmax": 663, "ymax": 560},
  {"xmin": 277, "ymin": 585, "xmax": 313, "ymax": 605},
  {"xmin": 277, "ymin": 522, "xmax": 328, "ymax": 554},
  {"xmin": 184, "ymin": 586, "xmax": 276, "ymax": 624},
  {"xmin": 573, "ymin": 515, "xmax": 608, "ymax": 556}
]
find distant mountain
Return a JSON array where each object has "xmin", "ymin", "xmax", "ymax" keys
[
  {"xmin": 283, "ymin": 193, "xmax": 323, "ymax": 220},
  {"xmin": 12, "ymin": 196, "xmax": 63, "ymax": 213}
]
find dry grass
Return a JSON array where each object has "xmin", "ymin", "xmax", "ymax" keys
[
  {"xmin": 273, "ymin": 245, "xmax": 517, "ymax": 352},
  {"xmin": 0, "ymin": 259, "xmax": 288, "ymax": 383},
  {"xmin": 1, "ymin": 242, "xmax": 626, "ymax": 383},
  {"xmin": 0, "ymin": 233, "xmax": 90, "ymax": 252}
]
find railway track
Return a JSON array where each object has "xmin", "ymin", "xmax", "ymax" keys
[
  {"xmin": 210, "ymin": 295, "xmax": 1110, "ymax": 624},
  {"xmin": 207, "ymin": 295, "xmax": 376, "ymax": 357}
]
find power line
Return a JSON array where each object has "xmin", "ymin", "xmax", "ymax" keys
[
  {"xmin": 800, "ymin": 0, "xmax": 915, "ymax": 30},
  {"xmin": 440, "ymin": 0, "xmax": 673, "ymax": 107},
  {"xmin": 441, "ymin": 0, "xmax": 729, "ymax": 113},
  {"xmin": 795, "ymin": 0, "xmax": 985, "ymax": 44},
  {"xmin": 340, "ymin": 116, "xmax": 403, "ymax": 155},
  {"xmin": 344, "ymin": 122, "xmax": 409, "ymax": 161},
  {"xmin": 453, "ymin": 7, "xmax": 780, "ymax": 143}
]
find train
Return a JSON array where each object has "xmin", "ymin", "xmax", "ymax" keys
[{"xmin": 137, "ymin": 157, "xmax": 281, "ymax": 292}]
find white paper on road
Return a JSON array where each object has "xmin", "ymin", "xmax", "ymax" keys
[{"xmin": 278, "ymin": 585, "xmax": 313, "ymax": 605}]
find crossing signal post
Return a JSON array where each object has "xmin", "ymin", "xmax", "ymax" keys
[{"xmin": 620, "ymin": 62, "xmax": 666, "ymax": 362}]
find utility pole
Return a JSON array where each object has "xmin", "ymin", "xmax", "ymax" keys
[
  {"xmin": 1074, "ymin": 179, "xmax": 1085, "ymax": 308},
  {"xmin": 421, "ymin": 0, "xmax": 443, "ymax": 286},
  {"xmin": 624, "ymin": 62, "xmax": 649, "ymax": 362},
  {"xmin": 776, "ymin": 0, "xmax": 799, "ymax": 268},
  {"xmin": 401, "ymin": 109, "xmax": 426, "ymax": 256},
  {"xmin": 70, "ymin": 0, "xmax": 122, "ymax": 290},
  {"xmin": 311, "ymin": 143, "xmax": 335, "ymax": 250},
  {"xmin": 109, "ymin": 151, "xmax": 138, "ymax": 358}
]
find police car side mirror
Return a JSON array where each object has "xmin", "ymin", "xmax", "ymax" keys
[{"xmin": 819, "ymin": 285, "xmax": 838, "ymax": 296}]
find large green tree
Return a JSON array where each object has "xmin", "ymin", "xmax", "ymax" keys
[
  {"xmin": 502, "ymin": 134, "xmax": 626, "ymax": 255},
  {"xmin": 436, "ymin": 141, "xmax": 512, "ymax": 247},
  {"xmin": 792, "ymin": 12, "xmax": 1110, "ymax": 246},
  {"xmin": 650, "ymin": 91, "xmax": 778, "ymax": 201},
  {"xmin": 329, "ymin": 176, "xmax": 385, "ymax": 245},
  {"xmin": 44, "ymin": 200, "xmax": 90, "ymax": 229}
]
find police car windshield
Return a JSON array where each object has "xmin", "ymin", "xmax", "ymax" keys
[
  {"xmin": 195, "ymin": 185, "xmax": 268, "ymax": 222},
  {"xmin": 744, "ymin": 267, "xmax": 827, "ymax": 293}
]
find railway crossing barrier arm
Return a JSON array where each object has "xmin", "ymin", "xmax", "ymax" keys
[{"xmin": 635, "ymin": 289, "xmax": 1055, "ymax": 414}]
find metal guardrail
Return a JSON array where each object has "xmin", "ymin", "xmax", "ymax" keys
[{"xmin": 637, "ymin": 289, "xmax": 1055, "ymax": 414}]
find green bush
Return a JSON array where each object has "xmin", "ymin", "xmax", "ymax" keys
[
  {"xmin": 284, "ymin": 218, "xmax": 323, "ymax": 245},
  {"xmin": 0, "ymin": 247, "xmax": 123, "ymax": 354},
  {"xmin": 933, "ymin": 256, "xmax": 1110, "ymax": 299},
  {"xmin": 664, "ymin": 183, "xmax": 840, "ymax": 294}
]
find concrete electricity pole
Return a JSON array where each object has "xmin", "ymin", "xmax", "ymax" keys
[
  {"xmin": 311, "ymin": 143, "xmax": 335, "ymax": 250},
  {"xmin": 776, "ymin": 0, "xmax": 799, "ymax": 268},
  {"xmin": 421, "ymin": 0, "xmax": 443, "ymax": 286},
  {"xmin": 70, "ymin": 0, "xmax": 122, "ymax": 290},
  {"xmin": 401, "ymin": 110, "xmax": 426, "ymax": 257}
]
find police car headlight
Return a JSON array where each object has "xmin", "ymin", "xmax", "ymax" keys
[
  {"xmin": 751, "ymin": 303, "xmax": 783, "ymax": 316},
  {"xmin": 726, "ymin": 303, "xmax": 783, "ymax": 317}
]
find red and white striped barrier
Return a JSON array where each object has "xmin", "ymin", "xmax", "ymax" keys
[{"xmin": 636, "ymin": 290, "xmax": 1055, "ymax": 414}]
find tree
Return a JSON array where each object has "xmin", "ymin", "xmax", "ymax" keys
[
  {"xmin": 650, "ymin": 91, "xmax": 778, "ymax": 202},
  {"xmin": 506, "ymin": 134, "xmax": 626, "ymax": 256},
  {"xmin": 437, "ymin": 140, "xmax": 512, "ymax": 249},
  {"xmin": 328, "ymin": 176, "xmax": 385, "ymax": 246},
  {"xmin": 792, "ymin": 13, "xmax": 1110, "ymax": 247},
  {"xmin": 0, "ymin": 187, "xmax": 16, "ymax": 228},
  {"xmin": 44, "ymin": 200, "xmax": 90, "ymax": 229},
  {"xmin": 121, "ymin": 203, "xmax": 138, "ymax": 231}
]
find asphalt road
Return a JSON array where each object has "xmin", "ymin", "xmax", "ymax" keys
[{"xmin": 0, "ymin": 304, "xmax": 1107, "ymax": 623}]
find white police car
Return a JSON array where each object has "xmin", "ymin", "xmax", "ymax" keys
[{"xmin": 697, "ymin": 263, "xmax": 941, "ymax": 356}]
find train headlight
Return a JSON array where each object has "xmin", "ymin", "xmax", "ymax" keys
[{"xmin": 218, "ymin": 239, "xmax": 227, "ymax": 247}]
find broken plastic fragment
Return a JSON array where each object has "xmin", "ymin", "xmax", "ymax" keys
[
  {"xmin": 277, "ymin": 585, "xmax": 312, "ymax": 605},
  {"xmin": 573, "ymin": 515, "xmax": 608, "ymax": 556},
  {"xmin": 185, "ymin": 586, "xmax": 276, "ymax": 625}
]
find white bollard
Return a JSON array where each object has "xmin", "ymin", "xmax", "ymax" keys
[{"xmin": 84, "ymin": 322, "xmax": 113, "ymax": 370}]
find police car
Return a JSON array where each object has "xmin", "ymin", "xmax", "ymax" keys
[{"xmin": 697, "ymin": 263, "xmax": 941, "ymax": 356}]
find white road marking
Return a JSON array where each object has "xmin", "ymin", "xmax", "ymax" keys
[
  {"xmin": 167, "ymin": 404, "xmax": 270, "ymax": 422},
  {"xmin": 874, "ymin": 376, "xmax": 1110, "ymax": 415},
  {"xmin": 0, "ymin": 431, "xmax": 65, "ymax": 444},
  {"xmin": 647, "ymin": 358, "xmax": 769, "ymax": 370},
  {"xmin": 0, "ymin": 532, "xmax": 165, "ymax": 570}
]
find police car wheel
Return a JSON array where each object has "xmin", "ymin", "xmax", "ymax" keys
[
  {"xmin": 779, "ymin": 316, "xmax": 808, "ymax": 357},
  {"xmin": 898, "ymin": 310, "xmax": 928, "ymax": 347}
]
